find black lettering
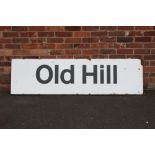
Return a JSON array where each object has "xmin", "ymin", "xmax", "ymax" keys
[
  {"xmin": 100, "ymin": 65, "xmax": 104, "ymax": 84},
  {"xmin": 55, "ymin": 65, "xmax": 59, "ymax": 84},
  {"xmin": 113, "ymin": 65, "xmax": 117, "ymax": 84},
  {"xmin": 82, "ymin": 65, "xmax": 97, "ymax": 84},
  {"xmin": 107, "ymin": 65, "xmax": 111, "ymax": 84},
  {"xmin": 60, "ymin": 65, "xmax": 74, "ymax": 84},
  {"xmin": 36, "ymin": 65, "xmax": 53, "ymax": 84}
]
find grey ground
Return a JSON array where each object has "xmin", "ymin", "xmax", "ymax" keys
[{"xmin": 0, "ymin": 91, "xmax": 155, "ymax": 129}]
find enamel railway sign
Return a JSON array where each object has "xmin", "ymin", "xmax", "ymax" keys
[{"xmin": 11, "ymin": 59, "xmax": 143, "ymax": 95}]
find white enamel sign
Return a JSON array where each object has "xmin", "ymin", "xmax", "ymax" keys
[{"xmin": 11, "ymin": 59, "xmax": 143, "ymax": 95}]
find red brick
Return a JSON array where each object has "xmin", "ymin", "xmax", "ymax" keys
[
  {"xmin": 74, "ymin": 55, "xmax": 91, "ymax": 59},
  {"xmin": 128, "ymin": 31, "xmax": 143, "ymax": 36},
  {"xmin": 91, "ymin": 32, "xmax": 107, "ymax": 37},
  {"xmin": 109, "ymin": 55, "xmax": 126, "ymax": 58},
  {"xmin": 0, "ymin": 67, "xmax": 4, "ymax": 72},
  {"xmin": 144, "ymin": 73, "xmax": 149, "ymax": 77},
  {"xmin": 117, "ymin": 49, "xmax": 133, "ymax": 54},
  {"xmin": 0, "ymin": 26, "xmax": 11, "ymax": 31},
  {"xmin": 151, "ymin": 49, "xmax": 155, "ymax": 54},
  {"xmin": 149, "ymin": 77, "xmax": 155, "ymax": 83},
  {"xmin": 20, "ymin": 32, "xmax": 37, "ymax": 37},
  {"xmin": 135, "ymin": 37, "xmax": 151, "ymax": 42},
  {"xmin": 38, "ymin": 32, "xmax": 54, "ymax": 37},
  {"xmin": 94, "ymin": 55, "xmax": 109, "ymax": 58},
  {"xmin": 12, "ymin": 50, "xmax": 30, "ymax": 56},
  {"xmin": 0, "ymin": 62, "xmax": 11, "ymax": 66},
  {"xmin": 144, "ymin": 31, "xmax": 155, "ymax": 36},
  {"xmin": 150, "ymin": 61, "xmax": 155, "ymax": 66},
  {"xmin": 39, "ymin": 44, "xmax": 55, "ymax": 49},
  {"xmin": 143, "ymin": 61, "xmax": 149, "ymax": 66},
  {"xmin": 55, "ymin": 44, "xmax": 73, "ymax": 49},
  {"xmin": 3, "ymin": 32, "xmax": 19, "ymax": 37},
  {"xmin": 55, "ymin": 32, "xmax": 72, "ymax": 37},
  {"xmin": 100, "ymin": 26, "xmax": 117, "ymax": 30},
  {"xmin": 126, "ymin": 43, "xmax": 143, "ymax": 48},
  {"xmin": 153, "ymin": 37, "xmax": 155, "ymax": 42},
  {"xmin": 47, "ymin": 38, "xmax": 64, "ymax": 43},
  {"xmin": 134, "ymin": 49, "xmax": 150, "ymax": 54},
  {"xmin": 5, "ymin": 56, "xmax": 22, "ymax": 61},
  {"xmin": 117, "ymin": 37, "xmax": 133, "ymax": 42},
  {"xmin": 144, "ymin": 77, "xmax": 149, "ymax": 89},
  {"xmin": 144, "ymin": 55, "xmax": 155, "ymax": 60},
  {"xmin": 0, "ymin": 56, "xmax": 4, "ymax": 60},
  {"xmin": 29, "ymin": 26, "xmax": 46, "ymax": 31},
  {"xmin": 82, "ymin": 38, "xmax": 98, "ymax": 43},
  {"xmin": 13, "ymin": 38, "xmax": 29, "ymax": 43},
  {"xmin": 65, "ymin": 26, "xmax": 81, "ymax": 31},
  {"xmin": 46, "ymin": 26, "xmax": 64, "ymax": 31},
  {"xmin": 74, "ymin": 32, "xmax": 90, "ymax": 37},
  {"xmin": 22, "ymin": 44, "xmax": 39, "ymax": 49},
  {"xmin": 13, "ymin": 49, "xmax": 50, "ymax": 56},
  {"xmin": 109, "ymin": 31, "xmax": 125, "ymax": 36},
  {"xmin": 82, "ymin": 26, "xmax": 99, "ymax": 31},
  {"xmin": 0, "ymin": 74, "xmax": 10, "ymax": 84},
  {"xmin": 0, "ymin": 84, "xmax": 10, "ymax": 92},
  {"xmin": 41, "ymin": 55, "xmax": 55, "ymax": 58},
  {"xmin": 28, "ymin": 49, "xmax": 50, "ymax": 56},
  {"xmin": 0, "ymin": 44, "xmax": 3, "ymax": 49},
  {"xmin": 5, "ymin": 44, "xmax": 20, "ymax": 49},
  {"xmin": 100, "ymin": 37, "xmax": 116, "ymax": 42},
  {"xmin": 30, "ymin": 38, "xmax": 47, "ymax": 43},
  {"xmin": 12, "ymin": 26, "xmax": 28, "ymax": 31},
  {"xmin": 0, "ymin": 50, "xmax": 13, "ymax": 56},
  {"xmin": 118, "ymin": 26, "xmax": 134, "ymax": 30},
  {"xmin": 126, "ymin": 55, "xmax": 144, "ymax": 60},
  {"xmin": 50, "ymin": 50, "xmax": 64, "ymax": 55},
  {"xmin": 57, "ymin": 55, "xmax": 73, "ymax": 59},
  {"xmin": 114, "ymin": 43, "xmax": 126, "ymax": 48},
  {"xmin": 22, "ymin": 56, "xmax": 39, "ymax": 59},
  {"xmin": 0, "ymin": 38, "xmax": 12, "ymax": 43},
  {"xmin": 144, "ymin": 43, "xmax": 155, "ymax": 48},
  {"xmin": 100, "ymin": 49, "xmax": 116, "ymax": 54},
  {"xmin": 144, "ymin": 67, "xmax": 155, "ymax": 72},
  {"xmin": 135, "ymin": 26, "xmax": 153, "ymax": 30},
  {"xmin": 65, "ymin": 38, "xmax": 81, "ymax": 43},
  {"xmin": 92, "ymin": 55, "xmax": 106, "ymax": 58},
  {"xmin": 74, "ymin": 44, "xmax": 90, "ymax": 49},
  {"xmin": 82, "ymin": 49, "xmax": 99, "ymax": 55},
  {"xmin": 65, "ymin": 50, "xmax": 81, "ymax": 55},
  {"xmin": 149, "ymin": 73, "xmax": 155, "ymax": 76},
  {"xmin": 91, "ymin": 43, "xmax": 114, "ymax": 48}
]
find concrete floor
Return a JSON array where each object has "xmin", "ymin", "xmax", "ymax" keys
[{"xmin": 0, "ymin": 91, "xmax": 155, "ymax": 128}]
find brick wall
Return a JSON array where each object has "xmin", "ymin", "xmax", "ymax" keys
[{"xmin": 0, "ymin": 26, "xmax": 155, "ymax": 92}]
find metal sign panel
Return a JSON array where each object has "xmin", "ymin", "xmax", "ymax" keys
[{"xmin": 11, "ymin": 59, "xmax": 143, "ymax": 95}]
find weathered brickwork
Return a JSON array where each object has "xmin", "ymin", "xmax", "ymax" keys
[{"xmin": 0, "ymin": 26, "xmax": 155, "ymax": 92}]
